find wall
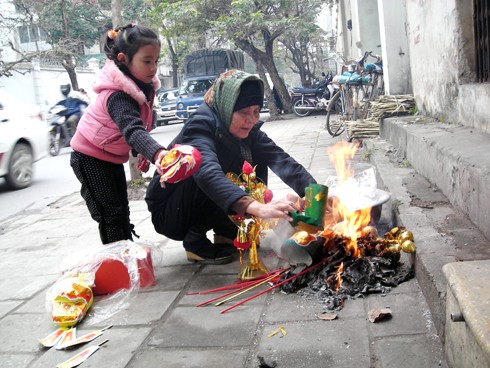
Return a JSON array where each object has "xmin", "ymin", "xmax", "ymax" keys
[
  {"xmin": 0, "ymin": 62, "xmax": 99, "ymax": 113},
  {"xmin": 405, "ymin": 0, "xmax": 490, "ymax": 132},
  {"xmin": 378, "ymin": 0, "xmax": 412, "ymax": 95}
]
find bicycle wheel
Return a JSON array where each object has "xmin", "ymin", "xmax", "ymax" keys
[
  {"xmin": 292, "ymin": 99, "xmax": 312, "ymax": 117},
  {"xmin": 326, "ymin": 91, "xmax": 346, "ymax": 137},
  {"xmin": 358, "ymin": 83, "xmax": 370, "ymax": 120}
]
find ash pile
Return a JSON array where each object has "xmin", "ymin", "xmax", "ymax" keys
[{"xmin": 278, "ymin": 225, "xmax": 416, "ymax": 311}]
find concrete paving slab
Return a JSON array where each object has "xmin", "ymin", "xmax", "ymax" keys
[
  {"xmin": 374, "ymin": 334, "xmax": 448, "ymax": 368},
  {"xmin": 148, "ymin": 305, "xmax": 261, "ymax": 348},
  {"xmin": 127, "ymin": 348, "xmax": 249, "ymax": 368},
  {"xmin": 14, "ymin": 291, "xmax": 46, "ymax": 314},
  {"xmin": 29, "ymin": 326, "xmax": 152, "ymax": 368},
  {"xmin": 253, "ymin": 318, "xmax": 371, "ymax": 368},
  {"xmin": 0, "ymin": 274, "xmax": 56, "ymax": 301},
  {"xmin": 152, "ymin": 265, "xmax": 197, "ymax": 291},
  {"xmin": 0, "ymin": 313, "xmax": 53, "ymax": 353},
  {"xmin": 0, "ymin": 353, "xmax": 36, "ymax": 368},
  {"xmin": 366, "ymin": 291, "xmax": 434, "ymax": 338},
  {"xmin": 0, "ymin": 300, "xmax": 22, "ymax": 319},
  {"xmin": 89, "ymin": 290, "xmax": 180, "ymax": 327},
  {"xmin": 264, "ymin": 290, "xmax": 365, "ymax": 322}
]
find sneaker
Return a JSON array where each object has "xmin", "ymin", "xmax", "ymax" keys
[{"xmin": 184, "ymin": 238, "xmax": 232, "ymax": 265}]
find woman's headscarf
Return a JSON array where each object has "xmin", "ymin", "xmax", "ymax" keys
[{"xmin": 204, "ymin": 69, "xmax": 264, "ymax": 128}]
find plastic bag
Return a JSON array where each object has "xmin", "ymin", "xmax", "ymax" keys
[{"xmin": 46, "ymin": 240, "xmax": 163, "ymax": 326}]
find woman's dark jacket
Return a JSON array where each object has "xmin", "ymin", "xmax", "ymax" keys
[{"xmin": 145, "ymin": 103, "xmax": 316, "ymax": 216}]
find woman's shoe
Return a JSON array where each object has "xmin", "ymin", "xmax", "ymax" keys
[
  {"xmin": 184, "ymin": 238, "xmax": 232, "ymax": 265},
  {"xmin": 213, "ymin": 234, "xmax": 235, "ymax": 246}
]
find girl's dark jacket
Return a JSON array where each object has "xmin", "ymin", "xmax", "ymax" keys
[{"xmin": 145, "ymin": 103, "xmax": 316, "ymax": 216}]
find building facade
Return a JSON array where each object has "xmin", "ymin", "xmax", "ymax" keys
[{"xmin": 333, "ymin": 0, "xmax": 489, "ymax": 133}]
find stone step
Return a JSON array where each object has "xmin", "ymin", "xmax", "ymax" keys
[
  {"xmin": 363, "ymin": 117, "xmax": 490, "ymax": 364},
  {"xmin": 443, "ymin": 261, "xmax": 490, "ymax": 368}
]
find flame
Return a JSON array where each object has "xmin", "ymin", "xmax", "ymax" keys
[
  {"xmin": 326, "ymin": 141, "xmax": 372, "ymax": 258},
  {"xmin": 328, "ymin": 141, "xmax": 359, "ymax": 185},
  {"xmin": 335, "ymin": 262, "xmax": 344, "ymax": 292}
]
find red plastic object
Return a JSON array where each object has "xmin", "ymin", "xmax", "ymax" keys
[{"xmin": 92, "ymin": 247, "xmax": 156, "ymax": 296}]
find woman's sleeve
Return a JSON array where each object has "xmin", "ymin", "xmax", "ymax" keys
[
  {"xmin": 252, "ymin": 130, "xmax": 317, "ymax": 196},
  {"xmin": 179, "ymin": 122, "xmax": 250, "ymax": 213}
]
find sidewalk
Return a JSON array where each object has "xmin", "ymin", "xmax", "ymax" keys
[{"xmin": 0, "ymin": 115, "xmax": 447, "ymax": 368}]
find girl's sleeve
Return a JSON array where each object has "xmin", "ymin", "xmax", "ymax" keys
[{"xmin": 107, "ymin": 91, "xmax": 164, "ymax": 163}]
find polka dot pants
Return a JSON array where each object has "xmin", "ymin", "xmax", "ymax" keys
[{"xmin": 70, "ymin": 150, "xmax": 133, "ymax": 244}]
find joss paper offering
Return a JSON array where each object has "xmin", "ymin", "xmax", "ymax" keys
[
  {"xmin": 226, "ymin": 161, "xmax": 272, "ymax": 279},
  {"xmin": 38, "ymin": 328, "xmax": 68, "ymax": 348},
  {"xmin": 159, "ymin": 144, "xmax": 202, "ymax": 187},
  {"xmin": 51, "ymin": 274, "xmax": 94, "ymax": 327}
]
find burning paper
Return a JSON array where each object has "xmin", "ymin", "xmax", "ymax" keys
[{"xmin": 277, "ymin": 141, "xmax": 414, "ymax": 310}]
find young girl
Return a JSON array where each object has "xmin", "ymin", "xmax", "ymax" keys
[{"xmin": 70, "ymin": 23, "xmax": 167, "ymax": 244}]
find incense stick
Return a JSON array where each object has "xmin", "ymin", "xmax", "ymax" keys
[
  {"xmin": 196, "ymin": 271, "xmax": 283, "ymax": 307},
  {"xmin": 188, "ymin": 280, "xmax": 260, "ymax": 296},
  {"xmin": 214, "ymin": 273, "xmax": 281, "ymax": 306},
  {"xmin": 188, "ymin": 269, "xmax": 285, "ymax": 295},
  {"xmin": 220, "ymin": 256, "xmax": 338, "ymax": 314}
]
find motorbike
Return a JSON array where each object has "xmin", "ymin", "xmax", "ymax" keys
[
  {"xmin": 47, "ymin": 105, "xmax": 73, "ymax": 156},
  {"xmin": 289, "ymin": 72, "xmax": 341, "ymax": 117}
]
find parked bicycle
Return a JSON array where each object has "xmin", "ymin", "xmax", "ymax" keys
[{"xmin": 325, "ymin": 51, "xmax": 384, "ymax": 138}]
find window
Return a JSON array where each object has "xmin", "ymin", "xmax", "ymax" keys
[{"xmin": 17, "ymin": 26, "xmax": 47, "ymax": 44}]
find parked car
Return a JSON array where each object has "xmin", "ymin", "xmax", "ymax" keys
[
  {"xmin": 175, "ymin": 76, "xmax": 215, "ymax": 122},
  {"xmin": 154, "ymin": 88, "xmax": 180, "ymax": 126},
  {"xmin": 0, "ymin": 90, "xmax": 48, "ymax": 190}
]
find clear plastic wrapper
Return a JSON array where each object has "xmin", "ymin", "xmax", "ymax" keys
[{"xmin": 46, "ymin": 240, "xmax": 163, "ymax": 326}]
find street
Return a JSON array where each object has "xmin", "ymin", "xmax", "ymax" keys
[{"xmin": 0, "ymin": 123, "xmax": 183, "ymax": 222}]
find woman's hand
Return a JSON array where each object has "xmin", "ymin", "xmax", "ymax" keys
[
  {"xmin": 285, "ymin": 193, "xmax": 305, "ymax": 212},
  {"xmin": 245, "ymin": 199, "xmax": 300, "ymax": 221}
]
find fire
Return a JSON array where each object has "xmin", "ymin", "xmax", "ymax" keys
[
  {"xmin": 326, "ymin": 141, "xmax": 372, "ymax": 258},
  {"xmin": 335, "ymin": 262, "xmax": 344, "ymax": 291}
]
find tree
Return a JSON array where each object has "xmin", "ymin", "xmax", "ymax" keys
[
  {"xmin": 280, "ymin": 28, "xmax": 327, "ymax": 88},
  {"xmin": 147, "ymin": 0, "xmax": 213, "ymax": 88},
  {"xmin": 0, "ymin": 0, "xmax": 110, "ymax": 87},
  {"xmin": 148, "ymin": 0, "xmax": 327, "ymax": 117}
]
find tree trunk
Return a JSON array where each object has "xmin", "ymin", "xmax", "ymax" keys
[
  {"xmin": 66, "ymin": 66, "xmax": 79, "ymax": 91},
  {"xmin": 255, "ymin": 62, "xmax": 280, "ymax": 119},
  {"xmin": 234, "ymin": 38, "xmax": 292, "ymax": 115},
  {"xmin": 165, "ymin": 36, "xmax": 179, "ymax": 88},
  {"xmin": 111, "ymin": 0, "xmax": 122, "ymax": 28}
]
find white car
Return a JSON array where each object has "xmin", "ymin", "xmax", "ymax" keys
[
  {"xmin": 0, "ymin": 90, "xmax": 48, "ymax": 189},
  {"xmin": 154, "ymin": 88, "xmax": 180, "ymax": 126}
]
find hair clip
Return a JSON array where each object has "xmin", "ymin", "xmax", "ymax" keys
[
  {"xmin": 107, "ymin": 29, "xmax": 119, "ymax": 40},
  {"xmin": 130, "ymin": 22, "xmax": 137, "ymax": 27}
]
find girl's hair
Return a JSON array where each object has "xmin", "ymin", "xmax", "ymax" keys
[{"xmin": 103, "ymin": 23, "xmax": 160, "ymax": 65}]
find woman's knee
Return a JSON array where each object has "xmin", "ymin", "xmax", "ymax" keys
[{"xmin": 151, "ymin": 213, "xmax": 186, "ymax": 240}]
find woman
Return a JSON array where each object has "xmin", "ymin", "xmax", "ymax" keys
[{"xmin": 145, "ymin": 70, "xmax": 316, "ymax": 264}]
